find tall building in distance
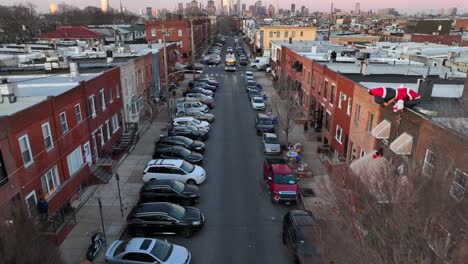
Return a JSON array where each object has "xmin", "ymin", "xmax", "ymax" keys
[
  {"xmin": 242, "ymin": 3, "xmax": 246, "ymax": 14},
  {"xmin": 206, "ymin": 0, "xmax": 216, "ymax": 15},
  {"xmin": 236, "ymin": 0, "xmax": 241, "ymax": 15},
  {"xmin": 447, "ymin": 7, "xmax": 457, "ymax": 16},
  {"xmin": 49, "ymin": 2, "xmax": 58, "ymax": 14},
  {"xmin": 291, "ymin": 4, "xmax": 295, "ymax": 14},
  {"xmin": 267, "ymin": 4, "xmax": 275, "ymax": 17},
  {"xmin": 355, "ymin": 2, "xmax": 360, "ymax": 14},
  {"xmin": 146, "ymin": 7, "xmax": 153, "ymax": 17},
  {"xmin": 178, "ymin": 3, "xmax": 184, "ymax": 14},
  {"xmin": 101, "ymin": 0, "xmax": 109, "ymax": 13}
]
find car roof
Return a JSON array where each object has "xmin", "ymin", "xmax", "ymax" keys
[
  {"xmin": 147, "ymin": 159, "xmax": 183, "ymax": 167},
  {"xmin": 173, "ymin": 117, "xmax": 194, "ymax": 121},
  {"xmin": 155, "ymin": 145, "xmax": 185, "ymax": 151},
  {"xmin": 252, "ymin": 96, "xmax": 263, "ymax": 100},
  {"xmin": 291, "ymin": 210, "xmax": 317, "ymax": 226},
  {"xmin": 264, "ymin": 133, "xmax": 277, "ymax": 138},
  {"xmin": 257, "ymin": 113, "xmax": 269, "ymax": 118},
  {"xmin": 245, "ymin": 71, "xmax": 253, "ymax": 75},
  {"xmin": 124, "ymin": 238, "xmax": 158, "ymax": 253},
  {"xmin": 134, "ymin": 202, "xmax": 175, "ymax": 215},
  {"xmin": 142, "ymin": 179, "xmax": 179, "ymax": 189}
]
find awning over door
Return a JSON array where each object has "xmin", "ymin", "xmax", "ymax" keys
[{"xmin": 390, "ymin": 132, "xmax": 413, "ymax": 155}]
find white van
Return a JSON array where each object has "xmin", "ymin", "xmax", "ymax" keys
[{"xmin": 251, "ymin": 57, "xmax": 270, "ymax": 69}]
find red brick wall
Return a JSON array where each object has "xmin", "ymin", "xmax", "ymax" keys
[
  {"xmin": 411, "ymin": 34, "xmax": 462, "ymax": 46},
  {"xmin": 455, "ymin": 19, "xmax": 468, "ymax": 31},
  {"xmin": 331, "ymin": 75, "xmax": 355, "ymax": 157}
]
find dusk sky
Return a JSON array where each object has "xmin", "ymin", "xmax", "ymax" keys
[{"xmin": 5, "ymin": 0, "xmax": 468, "ymax": 14}]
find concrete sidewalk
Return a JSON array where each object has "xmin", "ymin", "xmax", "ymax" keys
[
  {"xmin": 254, "ymin": 72, "xmax": 337, "ymax": 219},
  {"xmin": 60, "ymin": 115, "xmax": 170, "ymax": 264}
]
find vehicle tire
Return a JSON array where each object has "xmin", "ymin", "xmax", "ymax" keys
[
  {"xmin": 252, "ymin": 65, "xmax": 257, "ymax": 69},
  {"xmin": 186, "ymin": 179, "xmax": 197, "ymax": 185},
  {"xmin": 179, "ymin": 111, "xmax": 185, "ymax": 115},
  {"xmin": 181, "ymin": 229, "xmax": 193, "ymax": 238}
]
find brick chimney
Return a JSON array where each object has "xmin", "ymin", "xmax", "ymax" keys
[{"xmin": 417, "ymin": 78, "xmax": 433, "ymax": 102}]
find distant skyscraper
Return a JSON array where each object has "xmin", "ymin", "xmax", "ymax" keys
[
  {"xmin": 291, "ymin": 4, "xmax": 295, "ymax": 14},
  {"xmin": 267, "ymin": 4, "xmax": 275, "ymax": 17},
  {"xmin": 178, "ymin": 3, "xmax": 184, "ymax": 14},
  {"xmin": 447, "ymin": 7, "xmax": 457, "ymax": 16},
  {"xmin": 101, "ymin": 0, "xmax": 109, "ymax": 12},
  {"xmin": 355, "ymin": 2, "xmax": 360, "ymax": 14},
  {"xmin": 146, "ymin": 7, "xmax": 153, "ymax": 16},
  {"xmin": 49, "ymin": 2, "xmax": 58, "ymax": 14},
  {"xmin": 242, "ymin": 3, "xmax": 246, "ymax": 12},
  {"xmin": 236, "ymin": 0, "xmax": 241, "ymax": 15},
  {"xmin": 207, "ymin": 0, "xmax": 216, "ymax": 15}
]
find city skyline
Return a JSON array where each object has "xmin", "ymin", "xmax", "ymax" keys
[{"xmin": 7, "ymin": 0, "xmax": 468, "ymax": 14}]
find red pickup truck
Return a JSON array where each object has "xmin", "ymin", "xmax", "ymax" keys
[{"xmin": 263, "ymin": 158, "xmax": 299, "ymax": 204}]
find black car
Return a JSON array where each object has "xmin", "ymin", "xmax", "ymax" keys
[
  {"xmin": 127, "ymin": 202, "xmax": 205, "ymax": 238},
  {"xmin": 156, "ymin": 135, "xmax": 205, "ymax": 153},
  {"xmin": 168, "ymin": 125, "xmax": 209, "ymax": 141},
  {"xmin": 256, "ymin": 113, "xmax": 274, "ymax": 135},
  {"xmin": 139, "ymin": 179, "xmax": 200, "ymax": 205},
  {"xmin": 282, "ymin": 210, "xmax": 321, "ymax": 263},
  {"xmin": 194, "ymin": 78, "xmax": 219, "ymax": 87},
  {"xmin": 192, "ymin": 82, "xmax": 217, "ymax": 92},
  {"xmin": 248, "ymin": 90, "xmax": 261, "ymax": 100},
  {"xmin": 153, "ymin": 145, "xmax": 204, "ymax": 165},
  {"xmin": 239, "ymin": 57, "xmax": 248, "ymax": 65}
]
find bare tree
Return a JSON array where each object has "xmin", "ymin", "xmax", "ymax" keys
[
  {"xmin": 269, "ymin": 90, "xmax": 297, "ymax": 146},
  {"xmin": 0, "ymin": 3, "xmax": 41, "ymax": 43},
  {"xmin": 0, "ymin": 201, "xmax": 63, "ymax": 263}
]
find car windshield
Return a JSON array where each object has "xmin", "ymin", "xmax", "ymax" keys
[
  {"xmin": 172, "ymin": 180, "xmax": 185, "ymax": 193},
  {"xmin": 258, "ymin": 118, "xmax": 272, "ymax": 125},
  {"xmin": 274, "ymin": 174, "xmax": 297, "ymax": 185},
  {"xmin": 250, "ymin": 92, "xmax": 260, "ymax": 97},
  {"xmin": 114, "ymin": 240, "xmax": 129, "ymax": 256},
  {"xmin": 247, "ymin": 82, "xmax": 256, "ymax": 86},
  {"xmin": 253, "ymin": 98, "xmax": 264, "ymax": 104},
  {"xmin": 180, "ymin": 160, "xmax": 195, "ymax": 173},
  {"xmin": 264, "ymin": 136, "xmax": 279, "ymax": 144},
  {"xmin": 150, "ymin": 240, "xmax": 173, "ymax": 262},
  {"xmin": 187, "ymin": 125, "xmax": 198, "ymax": 132},
  {"xmin": 177, "ymin": 136, "xmax": 193, "ymax": 145},
  {"xmin": 169, "ymin": 204, "xmax": 186, "ymax": 220},
  {"xmin": 191, "ymin": 119, "xmax": 201, "ymax": 125},
  {"xmin": 178, "ymin": 147, "xmax": 191, "ymax": 157}
]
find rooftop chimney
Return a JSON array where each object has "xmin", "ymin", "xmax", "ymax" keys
[
  {"xmin": 311, "ymin": 45, "xmax": 317, "ymax": 55},
  {"xmin": 417, "ymin": 78, "xmax": 433, "ymax": 102},
  {"xmin": 289, "ymin": 37, "xmax": 292, "ymax": 44},
  {"xmin": 0, "ymin": 79, "xmax": 17, "ymax": 104}
]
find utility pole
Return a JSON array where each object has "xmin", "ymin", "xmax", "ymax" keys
[
  {"xmin": 328, "ymin": 2, "xmax": 333, "ymax": 41},
  {"xmin": 162, "ymin": 24, "xmax": 172, "ymax": 119},
  {"xmin": 190, "ymin": 18, "xmax": 196, "ymax": 80}
]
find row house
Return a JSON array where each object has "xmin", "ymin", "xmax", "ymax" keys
[{"xmin": 0, "ymin": 69, "xmax": 123, "ymax": 241}]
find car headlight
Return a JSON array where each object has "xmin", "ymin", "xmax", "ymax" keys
[{"xmin": 192, "ymin": 221, "xmax": 201, "ymax": 225}]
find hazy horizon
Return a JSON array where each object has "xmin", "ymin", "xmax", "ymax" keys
[{"xmin": 4, "ymin": 0, "xmax": 468, "ymax": 14}]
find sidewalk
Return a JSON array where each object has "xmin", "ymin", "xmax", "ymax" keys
[
  {"xmin": 254, "ymin": 72, "xmax": 337, "ymax": 220},
  {"xmin": 60, "ymin": 114, "xmax": 170, "ymax": 264}
]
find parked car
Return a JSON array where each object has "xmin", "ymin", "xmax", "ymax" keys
[
  {"xmin": 176, "ymin": 101, "xmax": 208, "ymax": 115},
  {"xmin": 127, "ymin": 202, "xmax": 205, "ymax": 238},
  {"xmin": 191, "ymin": 82, "xmax": 217, "ymax": 92},
  {"xmin": 258, "ymin": 64, "xmax": 272, "ymax": 72},
  {"xmin": 263, "ymin": 158, "xmax": 299, "ymax": 204},
  {"xmin": 143, "ymin": 159, "xmax": 206, "ymax": 185},
  {"xmin": 184, "ymin": 63, "xmax": 204, "ymax": 71},
  {"xmin": 105, "ymin": 238, "xmax": 191, "ymax": 264},
  {"xmin": 248, "ymin": 90, "xmax": 262, "ymax": 101},
  {"xmin": 188, "ymin": 87, "xmax": 214, "ymax": 97},
  {"xmin": 139, "ymin": 179, "xmax": 200, "ymax": 205},
  {"xmin": 282, "ymin": 210, "xmax": 321, "ymax": 264},
  {"xmin": 245, "ymin": 71, "xmax": 254, "ymax": 78},
  {"xmin": 255, "ymin": 113, "xmax": 274, "ymax": 135},
  {"xmin": 194, "ymin": 77, "xmax": 219, "ymax": 87},
  {"xmin": 251, "ymin": 96, "xmax": 265, "ymax": 110},
  {"xmin": 156, "ymin": 136, "xmax": 205, "ymax": 153},
  {"xmin": 262, "ymin": 133, "xmax": 281, "ymax": 155},
  {"xmin": 153, "ymin": 145, "xmax": 204, "ymax": 165},
  {"xmin": 173, "ymin": 117, "xmax": 211, "ymax": 131},
  {"xmin": 168, "ymin": 125, "xmax": 209, "ymax": 141},
  {"xmin": 245, "ymin": 80, "xmax": 257, "ymax": 93},
  {"xmin": 239, "ymin": 56, "xmax": 248, "ymax": 65},
  {"xmin": 177, "ymin": 111, "xmax": 215, "ymax": 123},
  {"xmin": 185, "ymin": 93, "xmax": 215, "ymax": 109}
]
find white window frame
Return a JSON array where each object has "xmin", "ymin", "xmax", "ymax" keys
[
  {"xmin": 75, "ymin": 104, "xmax": 82, "ymax": 123},
  {"xmin": 151, "ymin": 28, "xmax": 156, "ymax": 37},
  {"xmin": 41, "ymin": 166, "xmax": 60, "ymax": 198},
  {"xmin": 338, "ymin": 92, "xmax": 343, "ymax": 109},
  {"xmin": 450, "ymin": 169, "xmax": 467, "ymax": 201},
  {"xmin": 41, "ymin": 122, "xmax": 54, "ymax": 151},
  {"xmin": 422, "ymin": 149, "xmax": 434, "ymax": 176},
  {"xmin": 59, "ymin": 112, "xmax": 68, "ymax": 133},
  {"xmin": 89, "ymin": 95, "xmax": 96, "ymax": 118},
  {"xmin": 323, "ymin": 80, "xmax": 328, "ymax": 100},
  {"xmin": 109, "ymin": 88, "xmax": 113, "ymax": 103},
  {"xmin": 367, "ymin": 112, "xmax": 374, "ymax": 134},
  {"xmin": 105, "ymin": 120, "xmax": 111, "ymax": 142},
  {"xmin": 330, "ymin": 84, "xmax": 336, "ymax": 106},
  {"xmin": 335, "ymin": 125, "xmax": 343, "ymax": 144},
  {"xmin": 347, "ymin": 97, "xmax": 352, "ymax": 116},
  {"xmin": 178, "ymin": 29, "xmax": 182, "ymax": 37},
  {"xmin": 99, "ymin": 89, "xmax": 106, "ymax": 111},
  {"xmin": 116, "ymin": 85, "xmax": 120, "ymax": 98},
  {"xmin": 66, "ymin": 146, "xmax": 84, "ymax": 176},
  {"xmin": 111, "ymin": 114, "xmax": 120, "ymax": 133},
  {"xmin": 18, "ymin": 134, "xmax": 33, "ymax": 167}
]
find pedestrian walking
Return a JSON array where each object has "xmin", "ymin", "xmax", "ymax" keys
[{"xmin": 303, "ymin": 122, "xmax": 309, "ymax": 134}]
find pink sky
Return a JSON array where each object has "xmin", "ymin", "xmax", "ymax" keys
[{"xmin": 8, "ymin": 0, "xmax": 468, "ymax": 14}]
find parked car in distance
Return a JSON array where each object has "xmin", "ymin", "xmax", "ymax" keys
[
  {"xmin": 173, "ymin": 117, "xmax": 210, "ymax": 131},
  {"xmin": 127, "ymin": 202, "xmax": 205, "ymax": 238},
  {"xmin": 188, "ymin": 87, "xmax": 214, "ymax": 97},
  {"xmin": 255, "ymin": 113, "xmax": 274, "ymax": 135},
  {"xmin": 156, "ymin": 136, "xmax": 205, "ymax": 153},
  {"xmin": 184, "ymin": 63, "xmax": 204, "ymax": 71},
  {"xmin": 262, "ymin": 133, "xmax": 281, "ymax": 155},
  {"xmin": 139, "ymin": 179, "xmax": 200, "ymax": 205},
  {"xmin": 239, "ymin": 56, "xmax": 248, "ymax": 65},
  {"xmin": 193, "ymin": 77, "xmax": 219, "ymax": 87},
  {"xmin": 245, "ymin": 71, "xmax": 254, "ymax": 78},
  {"xmin": 177, "ymin": 111, "xmax": 215, "ymax": 123},
  {"xmin": 176, "ymin": 101, "xmax": 208, "ymax": 115},
  {"xmin": 263, "ymin": 158, "xmax": 299, "ymax": 204},
  {"xmin": 283, "ymin": 210, "xmax": 321, "ymax": 264},
  {"xmin": 245, "ymin": 80, "xmax": 257, "ymax": 93},
  {"xmin": 251, "ymin": 96, "xmax": 265, "ymax": 110},
  {"xmin": 143, "ymin": 159, "xmax": 206, "ymax": 185},
  {"xmin": 191, "ymin": 82, "xmax": 217, "ymax": 92},
  {"xmin": 168, "ymin": 125, "xmax": 209, "ymax": 141},
  {"xmin": 152, "ymin": 145, "xmax": 203, "ymax": 165},
  {"xmin": 185, "ymin": 93, "xmax": 215, "ymax": 109},
  {"xmin": 105, "ymin": 237, "xmax": 191, "ymax": 264},
  {"xmin": 248, "ymin": 90, "xmax": 262, "ymax": 101}
]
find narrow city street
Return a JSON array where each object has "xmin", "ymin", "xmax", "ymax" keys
[{"xmin": 152, "ymin": 40, "xmax": 294, "ymax": 263}]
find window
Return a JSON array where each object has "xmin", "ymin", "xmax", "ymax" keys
[
  {"xmin": 284, "ymin": 31, "xmax": 288, "ymax": 38},
  {"xmin": 323, "ymin": 81, "xmax": 328, "ymax": 99},
  {"xmin": 338, "ymin": 92, "xmax": 343, "ymax": 109},
  {"xmin": 59, "ymin": 112, "xmax": 68, "ymax": 133},
  {"xmin": 312, "ymin": 75, "xmax": 315, "ymax": 88},
  {"xmin": 367, "ymin": 113, "xmax": 374, "ymax": 133},
  {"xmin": 116, "ymin": 85, "xmax": 120, "ymax": 98},
  {"xmin": 335, "ymin": 125, "xmax": 343, "ymax": 144},
  {"xmin": 108, "ymin": 88, "xmax": 113, "ymax": 103},
  {"xmin": 325, "ymin": 111, "xmax": 331, "ymax": 131},
  {"xmin": 330, "ymin": 84, "xmax": 336, "ymax": 105},
  {"xmin": 178, "ymin": 29, "xmax": 182, "ymax": 36},
  {"xmin": 450, "ymin": 169, "xmax": 467, "ymax": 201},
  {"xmin": 354, "ymin": 104, "xmax": 361, "ymax": 125},
  {"xmin": 318, "ymin": 79, "xmax": 322, "ymax": 94},
  {"xmin": 18, "ymin": 135, "xmax": 33, "ymax": 166},
  {"xmin": 360, "ymin": 149, "xmax": 366, "ymax": 158},
  {"xmin": 99, "ymin": 89, "xmax": 106, "ymax": 111},
  {"xmin": 89, "ymin": 95, "xmax": 96, "ymax": 118},
  {"xmin": 292, "ymin": 31, "xmax": 296, "ymax": 37},
  {"xmin": 103, "ymin": 121, "xmax": 110, "ymax": 142},
  {"xmin": 41, "ymin": 122, "xmax": 53, "ymax": 151},
  {"xmin": 307, "ymin": 71, "xmax": 311, "ymax": 84},
  {"xmin": 151, "ymin": 28, "xmax": 156, "ymax": 37},
  {"xmin": 67, "ymin": 146, "xmax": 83, "ymax": 176},
  {"xmin": 300, "ymin": 31, "xmax": 303, "ymax": 36},
  {"xmin": 269, "ymin": 31, "xmax": 273, "ymax": 37},
  {"xmin": 75, "ymin": 104, "xmax": 82, "ymax": 123},
  {"xmin": 276, "ymin": 31, "xmax": 280, "ymax": 37},
  {"xmin": 422, "ymin": 149, "xmax": 434, "ymax": 176},
  {"xmin": 347, "ymin": 97, "xmax": 352, "ymax": 116},
  {"xmin": 41, "ymin": 166, "xmax": 60, "ymax": 198},
  {"xmin": 112, "ymin": 114, "xmax": 119, "ymax": 133}
]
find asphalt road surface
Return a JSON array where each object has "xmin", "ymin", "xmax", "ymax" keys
[{"xmin": 130, "ymin": 37, "xmax": 296, "ymax": 264}]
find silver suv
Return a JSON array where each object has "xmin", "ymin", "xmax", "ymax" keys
[{"xmin": 176, "ymin": 101, "xmax": 208, "ymax": 115}]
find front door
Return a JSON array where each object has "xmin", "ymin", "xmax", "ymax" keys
[
  {"xmin": 25, "ymin": 191, "xmax": 37, "ymax": 216},
  {"xmin": 83, "ymin": 142, "xmax": 92, "ymax": 165}
]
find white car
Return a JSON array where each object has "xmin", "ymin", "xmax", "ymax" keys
[
  {"xmin": 262, "ymin": 133, "xmax": 281, "ymax": 154},
  {"xmin": 173, "ymin": 117, "xmax": 211, "ymax": 131},
  {"xmin": 105, "ymin": 237, "xmax": 191, "ymax": 264},
  {"xmin": 251, "ymin": 96, "xmax": 265, "ymax": 110},
  {"xmin": 143, "ymin": 159, "xmax": 206, "ymax": 185}
]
